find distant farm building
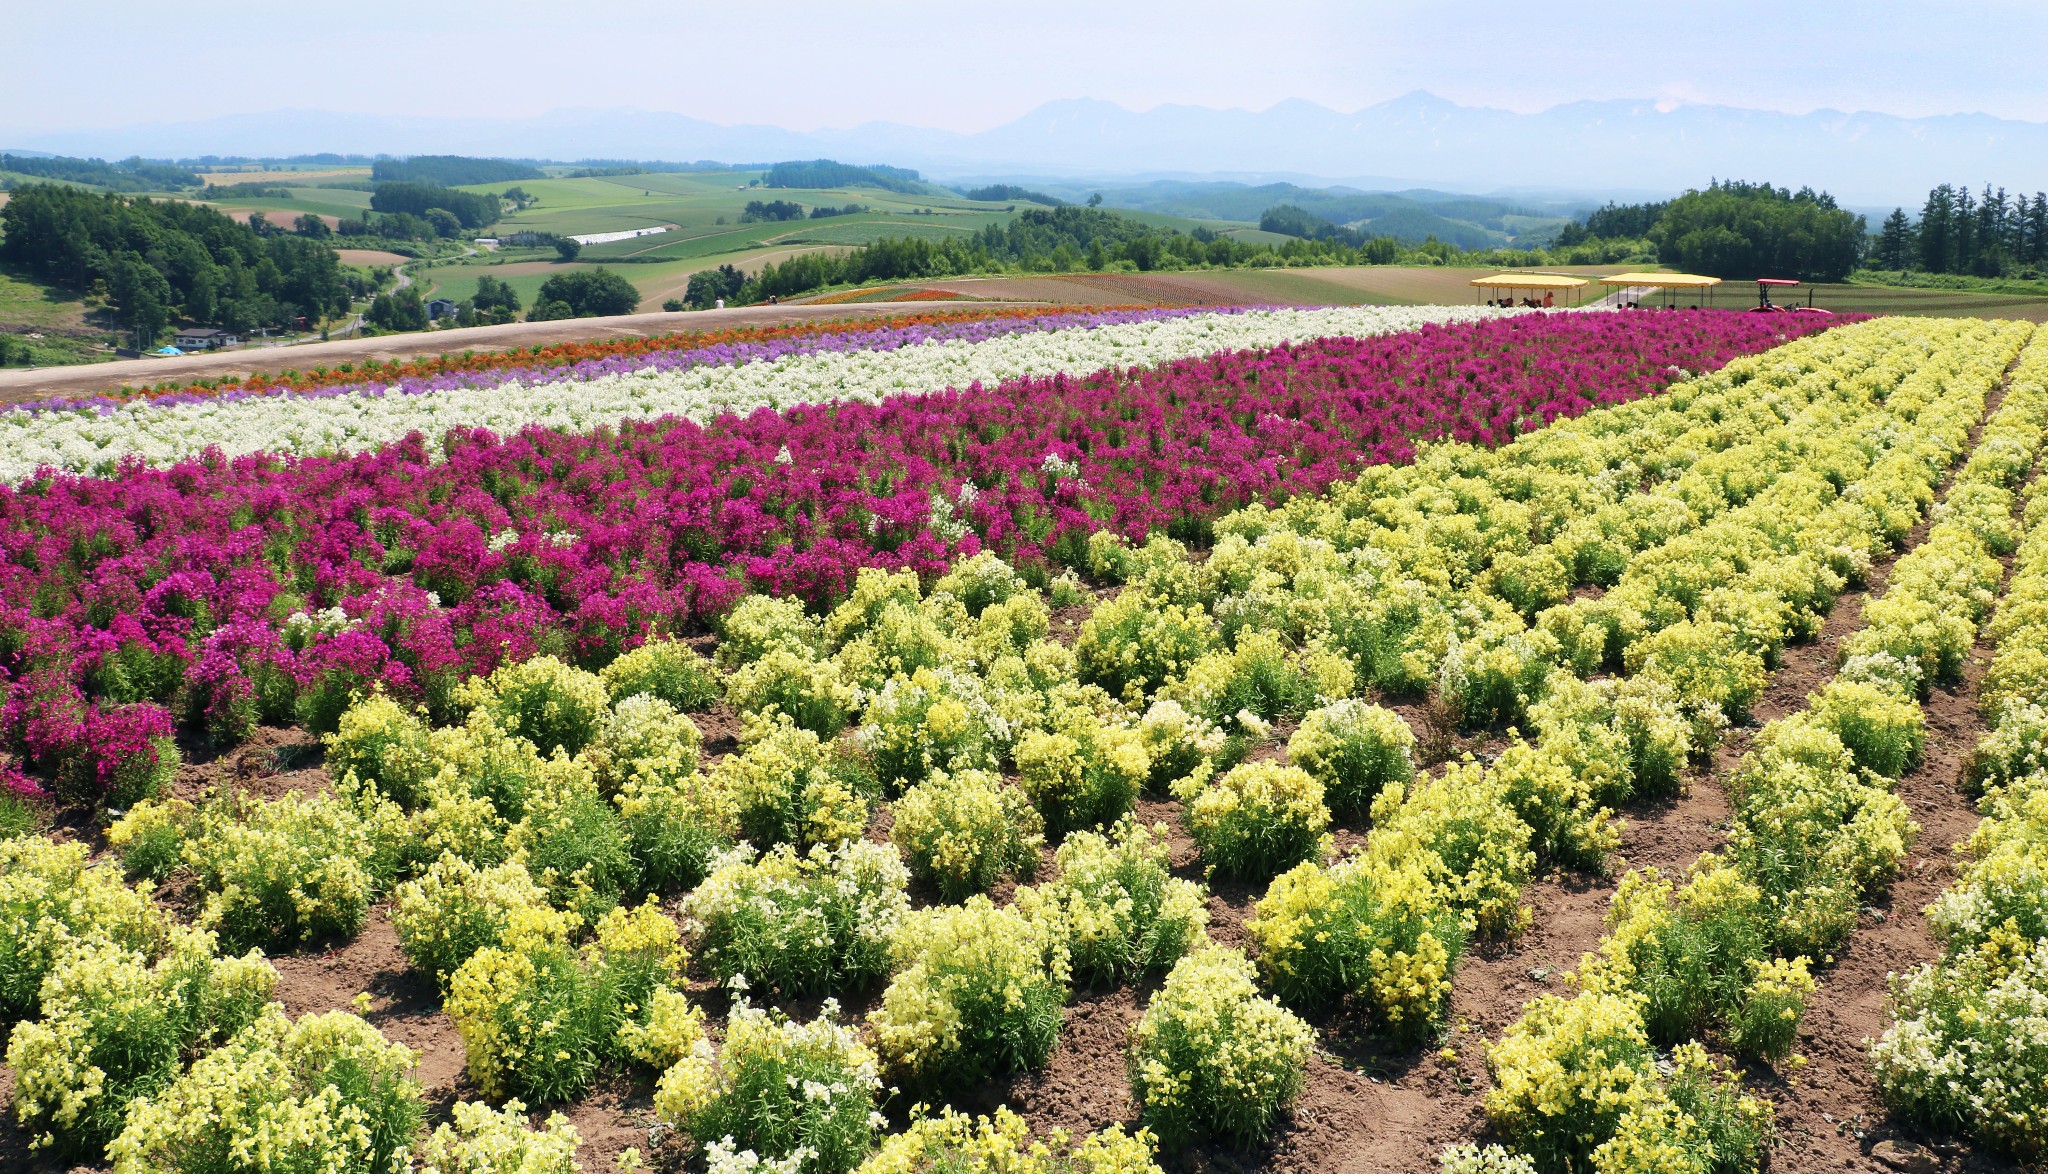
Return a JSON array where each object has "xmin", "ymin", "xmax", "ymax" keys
[
  {"xmin": 172, "ymin": 327, "xmax": 238, "ymax": 350},
  {"xmin": 426, "ymin": 298, "xmax": 459, "ymax": 321}
]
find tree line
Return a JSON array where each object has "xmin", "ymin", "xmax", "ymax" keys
[
  {"xmin": 762, "ymin": 160, "xmax": 927, "ymax": 193},
  {"xmin": 370, "ymin": 156, "xmax": 543, "ymax": 186},
  {"xmin": 1869, "ymin": 184, "xmax": 2048, "ymax": 277},
  {"xmin": 0, "ymin": 154, "xmax": 202, "ymax": 192},
  {"xmin": 677, "ymin": 206, "xmax": 1415, "ymax": 308},
  {"xmin": 0, "ymin": 184, "xmax": 357, "ymax": 345}
]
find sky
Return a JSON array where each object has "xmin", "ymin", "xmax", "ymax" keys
[{"xmin": 7, "ymin": 0, "xmax": 2048, "ymax": 136}]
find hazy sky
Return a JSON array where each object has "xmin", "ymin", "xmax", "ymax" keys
[{"xmin": 9, "ymin": 0, "xmax": 2047, "ymax": 135}]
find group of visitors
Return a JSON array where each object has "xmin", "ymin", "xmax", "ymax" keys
[{"xmin": 1486, "ymin": 291, "xmax": 1555, "ymax": 309}]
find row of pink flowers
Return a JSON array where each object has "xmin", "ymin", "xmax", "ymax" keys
[{"xmin": 0, "ymin": 311, "xmax": 1836, "ymax": 797}]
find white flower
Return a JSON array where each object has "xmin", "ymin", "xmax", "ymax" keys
[{"xmin": 0, "ymin": 308, "xmax": 1497, "ymax": 483}]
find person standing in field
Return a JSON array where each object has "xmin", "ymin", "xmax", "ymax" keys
[{"xmin": 1542, "ymin": 290, "xmax": 1554, "ymax": 308}]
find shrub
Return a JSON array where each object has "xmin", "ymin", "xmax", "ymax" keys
[
  {"xmin": 869, "ymin": 896, "xmax": 1068, "ymax": 1086},
  {"xmin": 1286, "ymin": 700, "xmax": 1415, "ymax": 818},
  {"xmin": 508, "ymin": 759, "xmax": 639, "ymax": 922},
  {"xmin": 447, "ymin": 901, "xmax": 684, "ymax": 1102},
  {"xmin": 686, "ymin": 841, "xmax": 908, "ymax": 996},
  {"xmin": 1015, "ymin": 820, "xmax": 1207, "ymax": 985},
  {"xmin": 1586, "ymin": 1043, "xmax": 1773, "ymax": 1174},
  {"xmin": 1127, "ymin": 946, "xmax": 1312, "ymax": 1149},
  {"xmin": 1872, "ymin": 939, "xmax": 2048, "ymax": 1158},
  {"xmin": 1485, "ymin": 991, "xmax": 1660, "ymax": 1172},
  {"xmin": 1808, "ymin": 679, "xmax": 1925, "ymax": 778},
  {"xmin": 0, "ymin": 836, "xmax": 170, "ymax": 1020},
  {"xmin": 1184, "ymin": 762, "xmax": 1330, "ymax": 880},
  {"xmin": 1169, "ymin": 631, "xmax": 1345, "ymax": 730},
  {"xmin": 727, "ymin": 649, "xmax": 858, "ymax": 738},
  {"xmin": 392, "ymin": 854, "xmax": 577, "ymax": 991},
  {"xmin": 602, "ymin": 637, "xmax": 720, "ymax": 711},
  {"xmin": 104, "ymin": 796, "xmax": 194, "ymax": 881},
  {"xmin": 1732, "ymin": 956, "xmax": 1816, "ymax": 1064},
  {"xmin": 107, "ymin": 1006, "xmax": 423, "ymax": 1174},
  {"xmin": 655, "ymin": 1001, "xmax": 882, "ymax": 1174},
  {"xmin": 1437, "ymin": 1145, "xmax": 1536, "ymax": 1174},
  {"xmin": 717, "ymin": 595, "xmax": 822, "ymax": 669},
  {"xmin": 418, "ymin": 1099, "xmax": 583, "ymax": 1174},
  {"xmin": 1075, "ymin": 592, "xmax": 1216, "ymax": 704},
  {"xmin": 1627, "ymin": 620, "xmax": 1768, "ymax": 723},
  {"xmin": 1014, "ymin": 710, "xmax": 1149, "ymax": 837},
  {"xmin": 857, "ymin": 667, "xmax": 1006, "ymax": 789},
  {"xmin": 1575, "ymin": 861, "xmax": 1812, "ymax": 1062},
  {"xmin": 583, "ymin": 693, "xmax": 702, "ymax": 796},
  {"xmin": 1490, "ymin": 738, "xmax": 1617, "ymax": 871},
  {"xmin": 1366, "ymin": 763, "xmax": 1536, "ymax": 939},
  {"xmin": 715, "ymin": 716, "xmax": 872, "ymax": 850},
  {"xmin": 6, "ymin": 929, "xmax": 276, "ymax": 1156},
  {"xmin": 1969, "ymin": 699, "xmax": 2048, "ymax": 794},
  {"xmin": 855, "ymin": 1107, "xmax": 1163, "ymax": 1174},
  {"xmin": 463, "ymin": 655, "xmax": 611, "ymax": 756},
  {"xmin": 935, "ymin": 551, "xmax": 1031, "ymax": 617},
  {"xmin": 616, "ymin": 772, "xmax": 734, "ymax": 894},
  {"xmin": 62, "ymin": 703, "xmax": 182, "ymax": 809},
  {"xmin": 429, "ymin": 709, "xmax": 553, "ymax": 822},
  {"xmin": 1135, "ymin": 699, "xmax": 1225, "ymax": 793},
  {"xmin": 325, "ymin": 692, "xmax": 438, "ymax": 806},
  {"xmin": 181, "ymin": 790, "xmax": 402, "ymax": 951},
  {"xmin": 891, "ymin": 769, "xmax": 1044, "ymax": 900},
  {"xmin": 618, "ymin": 982, "xmax": 706, "ymax": 1070},
  {"xmin": 1726, "ymin": 729, "xmax": 1915, "ymax": 955},
  {"xmin": 1248, "ymin": 853, "xmax": 1464, "ymax": 1038}
]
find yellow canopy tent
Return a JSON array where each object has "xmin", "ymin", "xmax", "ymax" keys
[
  {"xmin": 1598, "ymin": 272, "xmax": 1724, "ymax": 309},
  {"xmin": 1469, "ymin": 273, "xmax": 1590, "ymax": 307}
]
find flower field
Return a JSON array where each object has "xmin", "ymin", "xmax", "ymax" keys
[{"xmin": 4, "ymin": 304, "xmax": 2039, "ymax": 1174}]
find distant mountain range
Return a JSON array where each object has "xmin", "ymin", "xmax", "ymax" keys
[{"xmin": 10, "ymin": 92, "xmax": 2046, "ymax": 206}]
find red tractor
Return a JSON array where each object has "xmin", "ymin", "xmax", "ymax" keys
[{"xmin": 1748, "ymin": 277, "xmax": 1833, "ymax": 314}]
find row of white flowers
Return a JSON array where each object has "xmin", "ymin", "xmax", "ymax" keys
[{"xmin": 0, "ymin": 305, "xmax": 1497, "ymax": 482}]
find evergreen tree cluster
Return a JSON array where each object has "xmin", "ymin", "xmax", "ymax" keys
[
  {"xmin": 1555, "ymin": 200, "xmax": 1669, "ymax": 246},
  {"xmin": 0, "ymin": 184, "xmax": 351, "ymax": 344},
  {"xmin": 1873, "ymin": 184, "xmax": 2048, "ymax": 276}
]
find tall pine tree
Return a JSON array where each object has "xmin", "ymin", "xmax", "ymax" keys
[{"xmin": 1875, "ymin": 209, "xmax": 1916, "ymax": 270}]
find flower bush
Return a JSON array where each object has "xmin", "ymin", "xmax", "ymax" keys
[
  {"xmin": 654, "ymin": 1001, "xmax": 883, "ymax": 1174},
  {"xmin": 890, "ymin": 768, "xmax": 1044, "ymax": 900},
  {"xmin": 418, "ymin": 1099, "xmax": 584, "ymax": 1174},
  {"xmin": 446, "ymin": 899, "xmax": 684, "ymax": 1102},
  {"xmin": 174, "ymin": 789, "xmax": 406, "ymax": 951},
  {"xmin": 1013, "ymin": 708, "xmax": 1149, "ymax": 838},
  {"xmin": 685, "ymin": 841, "xmax": 908, "ymax": 996},
  {"xmin": 0, "ymin": 836, "xmax": 170, "ymax": 1021},
  {"xmin": 107, "ymin": 1006, "xmax": 424, "ymax": 1174},
  {"xmin": 391, "ymin": 854, "xmax": 578, "ymax": 991},
  {"xmin": 713, "ymin": 716, "xmax": 872, "ymax": 852},
  {"xmin": 1248, "ymin": 853, "xmax": 1464, "ymax": 1038},
  {"xmin": 463, "ymin": 656, "xmax": 612, "ymax": 757},
  {"xmin": 6, "ymin": 928, "xmax": 276, "ymax": 1156},
  {"xmin": 1014, "ymin": 819, "xmax": 1207, "ymax": 985},
  {"xmin": 601, "ymin": 636, "xmax": 720, "ymax": 711},
  {"xmin": 1285, "ymin": 699, "xmax": 1415, "ymax": 818},
  {"xmin": 1127, "ymin": 946, "xmax": 1313, "ymax": 1148},
  {"xmin": 868, "ymin": 896, "xmax": 1069, "ymax": 1087},
  {"xmin": 1183, "ymin": 761, "xmax": 1331, "ymax": 881},
  {"xmin": 855, "ymin": 1107, "xmax": 1163, "ymax": 1174}
]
